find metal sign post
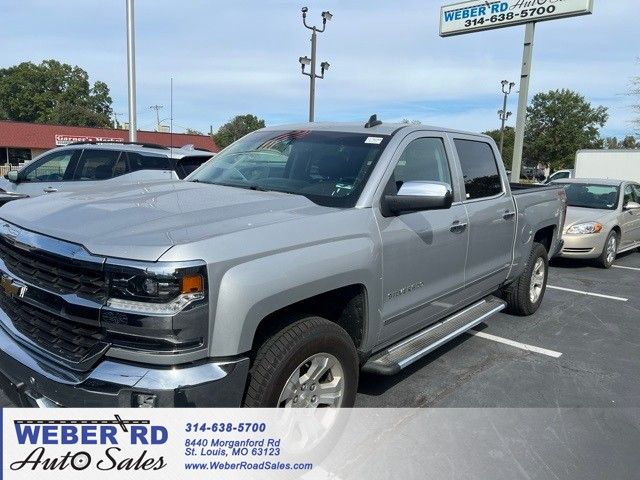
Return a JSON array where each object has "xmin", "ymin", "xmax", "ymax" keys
[
  {"xmin": 439, "ymin": 0, "xmax": 594, "ymax": 181},
  {"xmin": 126, "ymin": 0, "xmax": 137, "ymax": 142},
  {"xmin": 511, "ymin": 22, "xmax": 535, "ymax": 182}
]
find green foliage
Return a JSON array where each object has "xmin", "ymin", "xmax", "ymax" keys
[
  {"xmin": 213, "ymin": 114, "xmax": 266, "ymax": 149},
  {"xmin": 605, "ymin": 135, "xmax": 639, "ymax": 149},
  {"xmin": 0, "ymin": 60, "xmax": 113, "ymax": 127},
  {"xmin": 523, "ymin": 89, "xmax": 608, "ymax": 171},
  {"xmin": 185, "ymin": 128, "xmax": 205, "ymax": 135},
  {"xmin": 483, "ymin": 126, "xmax": 515, "ymax": 169}
]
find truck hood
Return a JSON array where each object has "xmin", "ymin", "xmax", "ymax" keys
[
  {"xmin": 0, "ymin": 181, "xmax": 333, "ymax": 261},
  {"xmin": 564, "ymin": 206, "xmax": 617, "ymax": 231}
]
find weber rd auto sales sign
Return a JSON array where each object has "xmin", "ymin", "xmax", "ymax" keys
[{"xmin": 439, "ymin": 0, "xmax": 594, "ymax": 36}]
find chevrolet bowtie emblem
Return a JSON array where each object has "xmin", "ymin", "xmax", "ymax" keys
[{"xmin": 1, "ymin": 275, "xmax": 27, "ymax": 299}]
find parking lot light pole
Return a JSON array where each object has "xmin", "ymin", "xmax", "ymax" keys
[
  {"xmin": 299, "ymin": 7, "xmax": 332, "ymax": 122},
  {"xmin": 498, "ymin": 80, "xmax": 515, "ymax": 156},
  {"xmin": 126, "ymin": 0, "xmax": 137, "ymax": 142}
]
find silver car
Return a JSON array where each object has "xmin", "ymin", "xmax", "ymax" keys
[
  {"xmin": 0, "ymin": 142, "xmax": 214, "ymax": 199},
  {"xmin": 555, "ymin": 178, "xmax": 640, "ymax": 268}
]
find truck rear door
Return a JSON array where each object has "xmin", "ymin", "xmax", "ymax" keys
[{"xmin": 452, "ymin": 136, "xmax": 516, "ymax": 299}]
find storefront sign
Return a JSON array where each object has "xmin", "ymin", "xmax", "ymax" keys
[
  {"xmin": 55, "ymin": 135, "xmax": 124, "ymax": 146},
  {"xmin": 440, "ymin": 0, "xmax": 594, "ymax": 36}
]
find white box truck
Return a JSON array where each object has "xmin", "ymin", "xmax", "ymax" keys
[{"xmin": 575, "ymin": 150, "xmax": 640, "ymax": 182}]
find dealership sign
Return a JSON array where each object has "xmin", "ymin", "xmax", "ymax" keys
[
  {"xmin": 440, "ymin": 0, "xmax": 594, "ymax": 36},
  {"xmin": 55, "ymin": 134, "xmax": 124, "ymax": 146}
]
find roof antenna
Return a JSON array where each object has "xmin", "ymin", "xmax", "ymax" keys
[{"xmin": 364, "ymin": 114, "xmax": 382, "ymax": 128}]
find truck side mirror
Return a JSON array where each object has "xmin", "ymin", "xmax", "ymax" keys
[
  {"xmin": 6, "ymin": 171, "xmax": 19, "ymax": 183},
  {"xmin": 384, "ymin": 181, "xmax": 453, "ymax": 216},
  {"xmin": 623, "ymin": 201, "xmax": 640, "ymax": 211}
]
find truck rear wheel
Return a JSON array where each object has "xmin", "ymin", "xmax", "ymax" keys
[
  {"xmin": 503, "ymin": 242, "xmax": 549, "ymax": 316},
  {"xmin": 244, "ymin": 316, "xmax": 358, "ymax": 408}
]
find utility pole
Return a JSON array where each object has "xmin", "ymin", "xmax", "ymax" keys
[
  {"xmin": 149, "ymin": 105, "xmax": 164, "ymax": 131},
  {"xmin": 498, "ymin": 80, "xmax": 515, "ymax": 156},
  {"xmin": 511, "ymin": 23, "xmax": 536, "ymax": 182},
  {"xmin": 299, "ymin": 7, "xmax": 332, "ymax": 122},
  {"xmin": 126, "ymin": 0, "xmax": 137, "ymax": 142},
  {"xmin": 113, "ymin": 112, "xmax": 126, "ymax": 129}
]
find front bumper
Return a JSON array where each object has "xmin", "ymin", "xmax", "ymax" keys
[
  {"xmin": 557, "ymin": 232, "xmax": 607, "ymax": 259},
  {"xmin": 0, "ymin": 321, "xmax": 249, "ymax": 407}
]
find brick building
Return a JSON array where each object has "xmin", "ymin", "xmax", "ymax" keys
[{"xmin": 0, "ymin": 120, "xmax": 218, "ymax": 165}]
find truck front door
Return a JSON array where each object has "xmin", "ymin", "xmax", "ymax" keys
[{"xmin": 376, "ymin": 133, "xmax": 469, "ymax": 343}]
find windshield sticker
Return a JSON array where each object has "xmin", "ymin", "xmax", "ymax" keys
[{"xmin": 365, "ymin": 137, "xmax": 383, "ymax": 144}]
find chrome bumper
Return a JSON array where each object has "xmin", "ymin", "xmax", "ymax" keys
[{"xmin": 0, "ymin": 322, "xmax": 249, "ymax": 407}]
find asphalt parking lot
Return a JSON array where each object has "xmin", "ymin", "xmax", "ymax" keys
[
  {"xmin": 1, "ymin": 251, "xmax": 638, "ymax": 409},
  {"xmin": 357, "ymin": 251, "xmax": 640, "ymax": 408}
]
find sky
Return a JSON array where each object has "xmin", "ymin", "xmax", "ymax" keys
[{"xmin": 0, "ymin": 0, "xmax": 638, "ymax": 137}]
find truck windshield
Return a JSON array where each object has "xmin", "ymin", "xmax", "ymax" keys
[
  {"xmin": 560, "ymin": 183, "xmax": 620, "ymax": 210},
  {"xmin": 188, "ymin": 130, "xmax": 389, "ymax": 207}
]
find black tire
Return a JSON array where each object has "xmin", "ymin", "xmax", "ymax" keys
[
  {"xmin": 244, "ymin": 316, "xmax": 359, "ymax": 408},
  {"xmin": 595, "ymin": 230, "xmax": 618, "ymax": 269},
  {"xmin": 503, "ymin": 242, "xmax": 549, "ymax": 316}
]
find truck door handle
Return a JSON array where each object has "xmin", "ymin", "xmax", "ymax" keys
[
  {"xmin": 450, "ymin": 221, "xmax": 468, "ymax": 233},
  {"xmin": 43, "ymin": 187, "xmax": 58, "ymax": 193},
  {"xmin": 503, "ymin": 210, "xmax": 516, "ymax": 220}
]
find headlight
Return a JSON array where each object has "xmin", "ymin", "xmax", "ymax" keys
[
  {"xmin": 105, "ymin": 260, "xmax": 207, "ymax": 316},
  {"xmin": 566, "ymin": 222, "xmax": 602, "ymax": 235}
]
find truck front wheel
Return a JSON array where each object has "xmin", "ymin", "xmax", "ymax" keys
[
  {"xmin": 503, "ymin": 242, "xmax": 549, "ymax": 316},
  {"xmin": 244, "ymin": 316, "xmax": 359, "ymax": 408}
]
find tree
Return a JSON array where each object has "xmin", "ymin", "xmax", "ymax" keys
[
  {"xmin": 622, "ymin": 135, "xmax": 638, "ymax": 149},
  {"xmin": 483, "ymin": 126, "xmax": 515, "ymax": 169},
  {"xmin": 185, "ymin": 128, "xmax": 204, "ymax": 135},
  {"xmin": 631, "ymin": 62, "xmax": 640, "ymax": 135},
  {"xmin": 0, "ymin": 60, "xmax": 113, "ymax": 127},
  {"xmin": 213, "ymin": 114, "xmax": 266, "ymax": 149},
  {"xmin": 605, "ymin": 135, "xmax": 638, "ymax": 149},
  {"xmin": 523, "ymin": 89, "xmax": 608, "ymax": 171}
]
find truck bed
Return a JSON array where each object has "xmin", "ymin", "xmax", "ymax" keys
[{"xmin": 509, "ymin": 183, "xmax": 562, "ymax": 195}]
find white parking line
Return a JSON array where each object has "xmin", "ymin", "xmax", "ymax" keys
[
  {"xmin": 547, "ymin": 285, "xmax": 628, "ymax": 302},
  {"xmin": 468, "ymin": 330, "xmax": 563, "ymax": 358},
  {"xmin": 613, "ymin": 265, "xmax": 640, "ymax": 272}
]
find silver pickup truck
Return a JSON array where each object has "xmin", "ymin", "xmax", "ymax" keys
[{"xmin": 0, "ymin": 119, "xmax": 566, "ymax": 408}]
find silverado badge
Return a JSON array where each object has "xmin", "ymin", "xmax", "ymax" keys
[{"xmin": 1, "ymin": 274, "xmax": 27, "ymax": 299}]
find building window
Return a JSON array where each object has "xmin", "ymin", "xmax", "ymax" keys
[
  {"xmin": 0, "ymin": 148, "xmax": 7, "ymax": 165},
  {"xmin": 7, "ymin": 148, "xmax": 32, "ymax": 165}
]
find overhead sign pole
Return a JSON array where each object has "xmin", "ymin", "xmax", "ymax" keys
[
  {"xmin": 439, "ymin": 0, "xmax": 594, "ymax": 181},
  {"xmin": 126, "ymin": 0, "xmax": 137, "ymax": 142},
  {"xmin": 511, "ymin": 22, "xmax": 535, "ymax": 183}
]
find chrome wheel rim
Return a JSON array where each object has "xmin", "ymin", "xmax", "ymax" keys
[
  {"xmin": 606, "ymin": 236, "xmax": 617, "ymax": 264},
  {"xmin": 529, "ymin": 257, "xmax": 545, "ymax": 303},
  {"xmin": 278, "ymin": 353, "xmax": 345, "ymax": 408}
]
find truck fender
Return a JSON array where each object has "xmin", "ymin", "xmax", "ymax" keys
[{"xmin": 209, "ymin": 237, "xmax": 380, "ymax": 357}]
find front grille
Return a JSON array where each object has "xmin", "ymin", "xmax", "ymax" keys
[
  {"xmin": 0, "ymin": 238, "xmax": 105, "ymax": 300},
  {"xmin": 0, "ymin": 293, "xmax": 107, "ymax": 365}
]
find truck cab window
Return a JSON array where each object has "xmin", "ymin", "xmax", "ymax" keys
[
  {"xmin": 392, "ymin": 137, "xmax": 452, "ymax": 192},
  {"xmin": 454, "ymin": 139, "xmax": 502, "ymax": 200}
]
